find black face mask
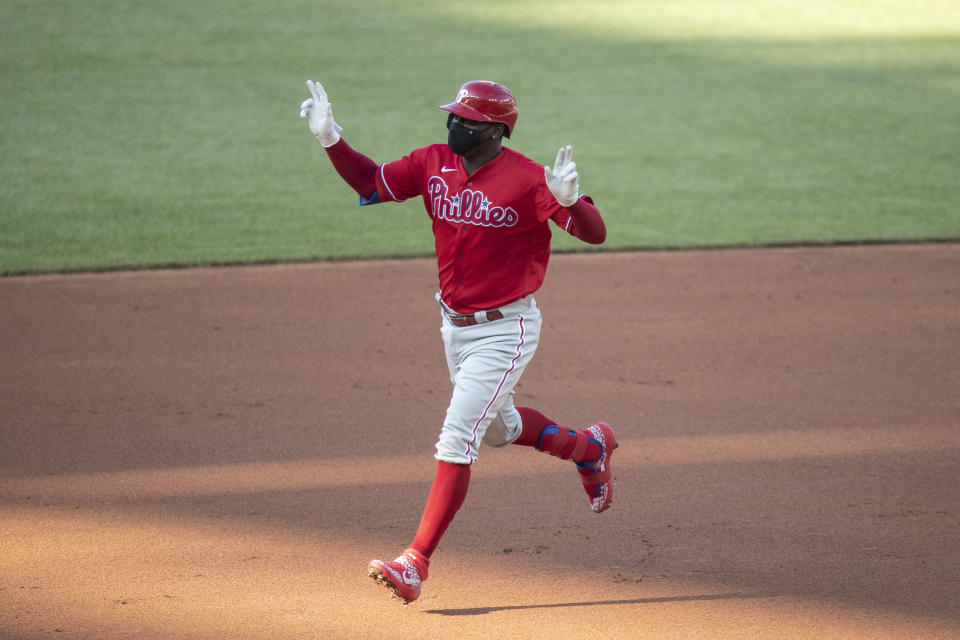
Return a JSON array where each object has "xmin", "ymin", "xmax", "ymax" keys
[{"xmin": 447, "ymin": 116, "xmax": 492, "ymax": 156}]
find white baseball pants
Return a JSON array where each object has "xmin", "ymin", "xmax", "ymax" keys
[{"xmin": 434, "ymin": 295, "xmax": 542, "ymax": 464}]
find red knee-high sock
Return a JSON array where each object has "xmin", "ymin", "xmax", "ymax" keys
[
  {"xmin": 409, "ymin": 461, "xmax": 471, "ymax": 566},
  {"xmin": 513, "ymin": 407, "xmax": 601, "ymax": 462}
]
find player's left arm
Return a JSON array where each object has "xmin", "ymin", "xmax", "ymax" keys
[{"xmin": 544, "ymin": 145, "xmax": 606, "ymax": 245}]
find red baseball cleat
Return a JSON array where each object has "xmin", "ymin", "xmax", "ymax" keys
[
  {"xmin": 576, "ymin": 422, "xmax": 617, "ymax": 513},
  {"xmin": 368, "ymin": 548, "xmax": 428, "ymax": 604}
]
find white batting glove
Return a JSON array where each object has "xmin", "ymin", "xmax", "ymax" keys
[
  {"xmin": 544, "ymin": 145, "xmax": 579, "ymax": 207},
  {"xmin": 300, "ymin": 80, "xmax": 343, "ymax": 147}
]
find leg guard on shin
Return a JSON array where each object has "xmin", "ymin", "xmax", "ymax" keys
[
  {"xmin": 536, "ymin": 424, "xmax": 601, "ymax": 463},
  {"xmin": 537, "ymin": 425, "xmax": 593, "ymax": 462}
]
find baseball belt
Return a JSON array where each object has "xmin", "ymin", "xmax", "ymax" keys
[{"xmin": 445, "ymin": 309, "xmax": 505, "ymax": 327}]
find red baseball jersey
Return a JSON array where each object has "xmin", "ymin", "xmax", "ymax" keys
[{"xmin": 373, "ymin": 144, "xmax": 588, "ymax": 314}]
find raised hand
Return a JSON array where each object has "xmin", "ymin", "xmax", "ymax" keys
[
  {"xmin": 544, "ymin": 145, "xmax": 579, "ymax": 207},
  {"xmin": 300, "ymin": 80, "xmax": 343, "ymax": 147}
]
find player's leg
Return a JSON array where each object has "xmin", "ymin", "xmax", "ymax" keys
[
  {"xmin": 408, "ymin": 308, "xmax": 540, "ymax": 547},
  {"xmin": 434, "ymin": 296, "xmax": 541, "ymax": 463},
  {"xmin": 368, "ymin": 300, "xmax": 540, "ymax": 603},
  {"xmin": 367, "ymin": 459, "xmax": 467, "ymax": 604},
  {"xmin": 510, "ymin": 406, "xmax": 618, "ymax": 513},
  {"xmin": 511, "ymin": 406, "xmax": 600, "ymax": 455}
]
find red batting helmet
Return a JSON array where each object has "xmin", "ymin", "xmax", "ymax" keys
[{"xmin": 439, "ymin": 80, "xmax": 518, "ymax": 138}]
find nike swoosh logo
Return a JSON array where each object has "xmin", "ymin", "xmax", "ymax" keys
[{"xmin": 441, "ymin": 166, "xmax": 457, "ymax": 172}]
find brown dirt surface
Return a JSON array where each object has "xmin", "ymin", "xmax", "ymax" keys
[{"xmin": 1, "ymin": 244, "xmax": 959, "ymax": 639}]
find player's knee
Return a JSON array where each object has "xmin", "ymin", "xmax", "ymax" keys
[
  {"xmin": 481, "ymin": 422, "xmax": 519, "ymax": 447},
  {"xmin": 481, "ymin": 430, "xmax": 510, "ymax": 448},
  {"xmin": 482, "ymin": 409, "xmax": 521, "ymax": 447}
]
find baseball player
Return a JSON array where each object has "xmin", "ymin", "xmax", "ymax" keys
[{"xmin": 300, "ymin": 79, "xmax": 617, "ymax": 604}]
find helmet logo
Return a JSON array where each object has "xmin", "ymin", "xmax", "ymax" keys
[{"xmin": 455, "ymin": 88, "xmax": 469, "ymax": 104}]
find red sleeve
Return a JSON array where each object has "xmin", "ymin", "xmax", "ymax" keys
[
  {"xmin": 374, "ymin": 150, "xmax": 425, "ymax": 203},
  {"xmin": 552, "ymin": 196, "xmax": 606, "ymax": 244},
  {"xmin": 323, "ymin": 138, "xmax": 379, "ymax": 200}
]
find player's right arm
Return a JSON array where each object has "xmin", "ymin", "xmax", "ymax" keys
[{"xmin": 300, "ymin": 80, "xmax": 379, "ymax": 202}]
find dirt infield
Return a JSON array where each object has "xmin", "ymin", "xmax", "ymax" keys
[{"xmin": 1, "ymin": 244, "xmax": 958, "ymax": 639}]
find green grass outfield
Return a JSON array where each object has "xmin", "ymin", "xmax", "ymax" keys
[{"xmin": 1, "ymin": 0, "xmax": 958, "ymax": 274}]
